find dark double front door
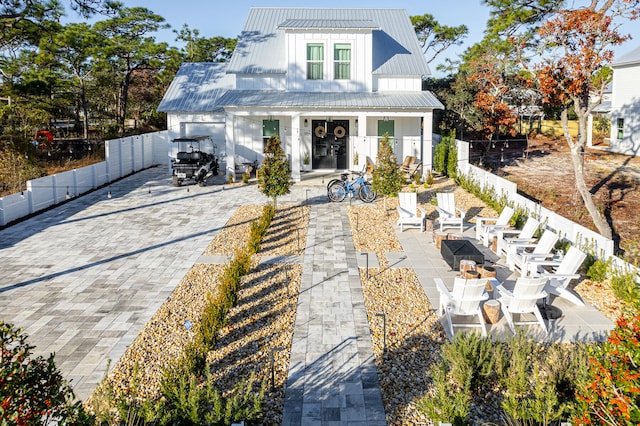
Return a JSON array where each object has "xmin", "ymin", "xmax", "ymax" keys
[{"xmin": 312, "ymin": 120, "xmax": 348, "ymax": 169}]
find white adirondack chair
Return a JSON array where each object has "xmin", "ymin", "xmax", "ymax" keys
[
  {"xmin": 435, "ymin": 277, "xmax": 489, "ymax": 337},
  {"xmin": 475, "ymin": 206, "xmax": 515, "ymax": 247},
  {"xmin": 506, "ymin": 229, "xmax": 559, "ymax": 275},
  {"xmin": 396, "ymin": 192, "xmax": 427, "ymax": 232},
  {"xmin": 527, "ymin": 246, "xmax": 588, "ymax": 306},
  {"xmin": 435, "ymin": 192, "xmax": 466, "ymax": 232},
  {"xmin": 496, "ymin": 276, "xmax": 549, "ymax": 335},
  {"xmin": 496, "ymin": 217, "xmax": 540, "ymax": 257}
]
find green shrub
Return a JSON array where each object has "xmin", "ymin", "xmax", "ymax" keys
[
  {"xmin": 497, "ymin": 332, "xmax": 589, "ymax": 424},
  {"xmin": 0, "ymin": 322, "xmax": 93, "ymax": 425},
  {"xmin": 434, "ymin": 132, "xmax": 457, "ymax": 177},
  {"xmin": 179, "ymin": 336, "xmax": 208, "ymax": 376},
  {"xmin": 416, "ymin": 360, "xmax": 470, "ymax": 426},
  {"xmin": 554, "ymin": 238, "xmax": 572, "ymax": 255},
  {"xmin": 425, "ymin": 170, "xmax": 434, "ymax": 186},
  {"xmin": 412, "ymin": 172, "xmax": 421, "ymax": 185},
  {"xmin": 442, "ymin": 332, "xmax": 494, "ymax": 391},
  {"xmin": 610, "ymin": 267, "xmax": 640, "ymax": 310},
  {"xmin": 199, "ymin": 296, "xmax": 227, "ymax": 349},
  {"xmin": 510, "ymin": 207, "xmax": 527, "ymax": 229},
  {"xmin": 157, "ymin": 370, "xmax": 265, "ymax": 425},
  {"xmin": 227, "ymin": 173, "xmax": 234, "ymax": 184},
  {"xmin": 586, "ymin": 257, "xmax": 611, "ymax": 282},
  {"xmin": 242, "ymin": 171, "xmax": 250, "ymax": 184},
  {"xmin": 372, "ymin": 133, "xmax": 404, "ymax": 198}
]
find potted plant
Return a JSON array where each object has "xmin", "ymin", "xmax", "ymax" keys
[
  {"xmin": 353, "ymin": 151, "xmax": 359, "ymax": 167},
  {"xmin": 302, "ymin": 151, "xmax": 311, "ymax": 171}
]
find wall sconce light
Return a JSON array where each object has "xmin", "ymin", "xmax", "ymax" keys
[
  {"xmin": 327, "ymin": 116, "xmax": 333, "ymax": 123},
  {"xmin": 383, "ymin": 116, "xmax": 389, "ymax": 122},
  {"xmin": 304, "ymin": 118, "xmax": 308, "ymax": 127}
]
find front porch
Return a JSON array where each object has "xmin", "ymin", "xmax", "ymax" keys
[{"xmin": 226, "ymin": 112, "xmax": 436, "ymax": 182}]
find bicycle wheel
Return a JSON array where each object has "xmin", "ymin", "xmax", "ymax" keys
[
  {"xmin": 328, "ymin": 181, "xmax": 347, "ymax": 202},
  {"xmin": 358, "ymin": 183, "xmax": 376, "ymax": 203},
  {"xmin": 326, "ymin": 178, "xmax": 341, "ymax": 193}
]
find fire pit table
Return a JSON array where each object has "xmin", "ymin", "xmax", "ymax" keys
[{"xmin": 441, "ymin": 239, "xmax": 484, "ymax": 270}]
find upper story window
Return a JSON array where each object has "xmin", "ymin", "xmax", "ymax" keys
[
  {"xmin": 334, "ymin": 43, "xmax": 351, "ymax": 80},
  {"xmin": 307, "ymin": 43, "xmax": 324, "ymax": 80}
]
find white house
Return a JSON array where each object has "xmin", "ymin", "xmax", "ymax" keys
[
  {"xmin": 607, "ymin": 46, "xmax": 640, "ymax": 156},
  {"xmin": 157, "ymin": 8, "xmax": 444, "ymax": 181}
]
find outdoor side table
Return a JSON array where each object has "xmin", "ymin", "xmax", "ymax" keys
[{"xmin": 440, "ymin": 239, "xmax": 485, "ymax": 270}]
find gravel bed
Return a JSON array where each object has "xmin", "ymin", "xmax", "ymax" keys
[{"xmin": 88, "ymin": 203, "xmax": 309, "ymax": 425}]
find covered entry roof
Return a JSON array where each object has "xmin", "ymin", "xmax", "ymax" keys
[{"xmin": 216, "ymin": 90, "xmax": 444, "ymax": 110}]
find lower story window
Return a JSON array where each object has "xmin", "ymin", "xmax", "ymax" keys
[
  {"xmin": 617, "ymin": 118, "xmax": 624, "ymax": 140},
  {"xmin": 263, "ymin": 119, "xmax": 280, "ymax": 149}
]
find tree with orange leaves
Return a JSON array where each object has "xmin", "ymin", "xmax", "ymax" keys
[
  {"xmin": 466, "ymin": 49, "xmax": 519, "ymax": 141},
  {"xmin": 535, "ymin": 1, "xmax": 640, "ymax": 240}
]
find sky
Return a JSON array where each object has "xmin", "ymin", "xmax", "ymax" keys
[{"xmin": 62, "ymin": 0, "xmax": 640, "ymax": 77}]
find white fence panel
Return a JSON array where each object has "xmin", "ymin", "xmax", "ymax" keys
[
  {"xmin": 28, "ymin": 176, "xmax": 56, "ymax": 213},
  {"xmin": 53, "ymin": 171, "xmax": 75, "ymax": 204},
  {"xmin": 151, "ymin": 131, "xmax": 169, "ymax": 166},
  {"xmin": 0, "ymin": 192, "xmax": 31, "ymax": 226},
  {"xmin": 106, "ymin": 139, "xmax": 122, "ymax": 181},
  {"xmin": 120, "ymin": 138, "xmax": 134, "ymax": 176},
  {"xmin": 94, "ymin": 162, "xmax": 109, "ymax": 187},
  {"xmin": 75, "ymin": 166, "xmax": 96, "ymax": 195},
  {"xmin": 132, "ymin": 135, "xmax": 144, "ymax": 171}
]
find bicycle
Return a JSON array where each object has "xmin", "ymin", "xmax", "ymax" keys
[{"xmin": 327, "ymin": 172, "xmax": 376, "ymax": 203}]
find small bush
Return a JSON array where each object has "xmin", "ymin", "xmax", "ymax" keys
[
  {"xmin": 0, "ymin": 322, "xmax": 92, "ymax": 425},
  {"xmin": 610, "ymin": 267, "xmax": 640, "ymax": 310},
  {"xmin": 242, "ymin": 171, "xmax": 250, "ymax": 184},
  {"xmin": 227, "ymin": 173, "xmax": 234, "ymax": 184},
  {"xmin": 586, "ymin": 257, "xmax": 611, "ymax": 282},
  {"xmin": 442, "ymin": 332, "xmax": 494, "ymax": 391},
  {"xmin": 179, "ymin": 336, "xmax": 208, "ymax": 376},
  {"xmin": 412, "ymin": 172, "xmax": 421, "ymax": 185},
  {"xmin": 425, "ymin": 170, "xmax": 434, "ymax": 185},
  {"xmin": 157, "ymin": 370, "xmax": 266, "ymax": 425},
  {"xmin": 575, "ymin": 314, "xmax": 640, "ymax": 424},
  {"xmin": 416, "ymin": 360, "xmax": 470, "ymax": 426}
]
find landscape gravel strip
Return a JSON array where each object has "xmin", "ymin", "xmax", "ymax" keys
[{"xmin": 88, "ymin": 203, "xmax": 309, "ymax": 426}]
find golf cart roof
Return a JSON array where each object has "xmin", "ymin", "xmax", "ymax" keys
[{"xmin": 172, "ymin": 135, "xmax": 212, "ymax": 143}]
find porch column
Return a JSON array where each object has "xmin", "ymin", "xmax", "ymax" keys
[
  {"xmin": 225, "ymin": 113, "xmax": 235, "ymax": 180},
  {"xmin": 587, "ymin": 114, "xmax": 594, "ymax": 148},
  {"xmin": 357, "ymin": 113, "xmax": 368, "ymax": 166},
  {"xmin": 291, "ymin": 113, "xmax": 301, "ymax": 182},
  {"xmin": 421, "ymin": 112, "xmax": 434, "ymax": 177}
]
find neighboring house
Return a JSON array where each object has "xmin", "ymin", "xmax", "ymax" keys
[
  {"xmin": 157, "ymin": 8, "xmax": 444, "ymax": 181},
  {"xmin": 587, "ymin": 82, "xmax": 611, "ymax": 148},
  {"xmin": 606, "ymin": 46, "xmax": 640, "ymax": 155}
]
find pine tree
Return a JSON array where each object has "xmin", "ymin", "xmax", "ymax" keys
[
  {"xmin": 258, "ymin": 133, "xmax": 290, "ymax": 208},
  {"xmin": 372, "ymin": 133, "xmax": 404, "ymax": 213}
]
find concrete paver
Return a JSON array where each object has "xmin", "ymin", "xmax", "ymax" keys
[
  {"xmin": 282, "ymin": 201, "xmax": 386, "ymax": 426},
  {"xmin": 0, "ymin": 167, "xmax": 264, "ymax": 399}
]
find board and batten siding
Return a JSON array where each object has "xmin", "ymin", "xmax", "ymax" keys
[
  {"xmin": 609, "ymin": 63, "xmax": 640, "ymax": 155},
  {"xmin": 284, "ymin": 30, "xmax": 372, "ymax": 92}
]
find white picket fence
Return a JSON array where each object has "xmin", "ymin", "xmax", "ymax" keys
[{"xmin": 0, "ymin": 131, "xmax": 170, "ymax": 227}]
